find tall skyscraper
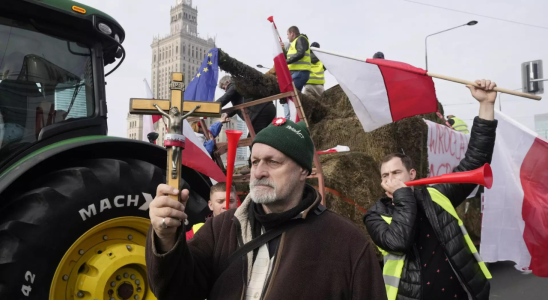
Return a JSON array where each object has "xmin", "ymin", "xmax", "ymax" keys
[
  {"xmin": 147, "ymin": 0, "xmax": 215, "ymax": 145},
  {"xmin": 128, "ymin": 0, "xmax": 215, "ymax": 142},
  {"xmin": 151, "ymin": 0, "xmax": 215, "ymax": 99}
]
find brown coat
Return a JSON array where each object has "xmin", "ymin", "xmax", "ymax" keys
[{"xmin": 145, "ymin": 186, "xmax": 387, "ymax": 300}]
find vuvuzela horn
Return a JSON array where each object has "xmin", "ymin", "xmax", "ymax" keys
[
  {"xmin": 225, "ymin": 130, "xmax": 243, "ymax": 209},
  {"xmin": 405, "ymin": 163, "xmax": 493, "ymax": 189}
]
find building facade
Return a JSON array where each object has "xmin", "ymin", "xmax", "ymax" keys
[{"xmin": 127, "ymin": 113, "xmax": 143, "ymax": 140}]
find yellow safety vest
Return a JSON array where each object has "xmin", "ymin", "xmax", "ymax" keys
[
  {"xmin": 377, "ymin": 187, "xmax": 491, "ymax": 300},
  {"xmin": 306, "ymin": 60, "xmax": 325, "ymax": 85},
  {"xmin": 193, "ymin": 222, "xmax": 204, "ymax": 233},
  {"xmin": 287, "ymin": 35, "xmax": 311, "ymax": 72},
  {"xmin": 450, "ymin": 117, "xmax": 469, "ymax": 134}
]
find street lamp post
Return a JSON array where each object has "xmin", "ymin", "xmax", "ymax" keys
[{"xmin": 425, "ymin": 20, "xmax": 478, "ymax": 71}]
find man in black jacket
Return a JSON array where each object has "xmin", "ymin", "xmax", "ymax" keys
[
  {"xmin": 217, "ymin": 75, "xmax": 276, "ymax": 135},
  {"xmin": 364, "ymin": 79, "xmax": 498, "ymax": 300}
]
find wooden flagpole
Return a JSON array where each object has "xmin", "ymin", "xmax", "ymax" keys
[
  {"xmin": 291, "ymin": 84, "xmax": 326, "ymax": 205},
  {"xmin": 427, "ymin": 72, "xmax": 541, "ymax": 101},
  {"xmin": 311, "ymin": 47, "xmax": 542, "ymax": 101}
]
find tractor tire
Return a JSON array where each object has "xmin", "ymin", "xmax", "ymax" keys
[{"xmin": 0, "ymin": 158, "xmax": 189, "ymax": 300}]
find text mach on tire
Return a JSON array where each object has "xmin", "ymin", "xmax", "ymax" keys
[{"xmin": 0, "ymin": 158, "xmax": 164, "ymax": 300}]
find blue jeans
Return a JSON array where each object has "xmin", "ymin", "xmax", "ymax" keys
[{"xmin": 282, "ymin": 71, "xmax": 310, "ymax": 119}]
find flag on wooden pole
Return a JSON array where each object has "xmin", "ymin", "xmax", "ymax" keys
[
  {"xmin": 312, "ymin": 48, "xmax": 438, "ymax": 132},
  {"xmin": 268, "ymin": 16, "xmax": 300, "ymax": 123}
]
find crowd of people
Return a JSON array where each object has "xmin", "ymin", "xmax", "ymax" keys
[{"xmin": 146, "ymin": 23, "xmax": 500, "ymax": 300}]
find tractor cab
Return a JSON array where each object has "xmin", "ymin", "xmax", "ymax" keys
[{"xmin": 0, "ymin": 0, "xmax": 124, "ymax": 171}]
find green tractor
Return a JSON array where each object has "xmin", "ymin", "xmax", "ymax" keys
[{"xmin": 0, "ymin": 1, "xmax": 212, "ymax": 299}]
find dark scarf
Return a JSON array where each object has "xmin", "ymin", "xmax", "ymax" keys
[{"xmin": 249, "ymin": 184, "xmax": 317, "ymax": 238}]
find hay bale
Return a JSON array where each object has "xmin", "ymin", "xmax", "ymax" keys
[
  {"xmin": 300, "ymin": 92, "xmax": 337, "ymax": 124},
  {"xmin": 310, "ymin": 115, "xmax": 432, "ymax": 179},
  {"xmin": 317, "ymin": 152, "xmax": 384, "ymax": 211},
  {"xmin": 307, "ymin": 152, "xmax": 384, "ymax": 259},
  {"xmin": 317, "ymin": 85, "xmax": 357, "ymax": 119},
  {"xmin": 218, "ymin": 49, "xmax": 280, "ymax": 99}
]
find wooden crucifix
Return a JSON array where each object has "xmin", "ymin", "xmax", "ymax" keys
[{"xmin": 129, "ymin": 73, "xmax": 221, "ymax": 203}]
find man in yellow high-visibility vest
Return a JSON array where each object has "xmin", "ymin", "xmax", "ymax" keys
[
  {"xmin": 447, "ymin": 115, "xmax": 470, "ymax": 133},
  {"xmin": 304, "ymin": 42, "xmax": 326, "ymax": 98},
  {"xmin": 364, "ymin": 79, "xmax": 498, "ymax": 300},
  {"xmin": 280, "ymin": 26, "xmax": 311, "ymax": 119}
]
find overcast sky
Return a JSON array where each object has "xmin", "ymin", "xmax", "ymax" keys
[{"xmin": 79, "ymin": 0, "xmax": 548, "ymax": 138}]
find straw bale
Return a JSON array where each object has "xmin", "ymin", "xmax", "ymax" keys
[{"xmin": 218, "ymin": 49, "xmax": 280, "ymax": 99}]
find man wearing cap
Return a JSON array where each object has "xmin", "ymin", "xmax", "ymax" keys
[{"xmin": 145, "ymin": 118, "xmax": 387, "ymax": 300}]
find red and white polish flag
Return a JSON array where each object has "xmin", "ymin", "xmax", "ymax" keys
[
  {"xmin": 312, "ymin": 48, "xmax": 438, "ymax": 131},
  {"xmin": 142, "ymin": 80, "xmax": 226, "ymax": 183},
  {"xmin": 268, "ymin": 16, "xmax": 299, "ymax": 123},
  {"xmin": 481, "ymin": 111, "xmax": 548, "ymax": 277}
]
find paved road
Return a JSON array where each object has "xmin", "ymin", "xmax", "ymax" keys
[{"xmin": 489, "ymin": 261, "xmax": 548, "ymax": 299}]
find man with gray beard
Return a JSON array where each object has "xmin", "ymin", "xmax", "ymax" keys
[{"xmin": 145, "ymin": 118, "xmax": 386, "ymax": 300}]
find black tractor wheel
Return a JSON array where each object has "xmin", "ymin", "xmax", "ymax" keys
[{"xmin": 0, "ymin": 157, "xmax": 207, "ymax": 300}]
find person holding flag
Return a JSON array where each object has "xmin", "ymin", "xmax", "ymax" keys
[
  {"xmin": 267, "ymin": 17, "xmax": 303, "ymax": 123},
  {"xmin": 279, "ymin": 25, "xmax": 311, "ymax": 120},
  {"xmin": 364, "ymin": 79, "xmax": 498, "ymax": 300}
]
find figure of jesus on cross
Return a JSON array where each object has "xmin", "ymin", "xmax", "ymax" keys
[{"xmin": 129, "ymin": 73, "xmax": 221, "ymax": 203}]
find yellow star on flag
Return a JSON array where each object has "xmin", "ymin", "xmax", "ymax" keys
[
  {"xmin": 196, "ymin": 73, "xmax": 201, "ymax": 77},
  {"xmin": 207, "ymin": 61, "xmax": 212, "ymax": 65},
  {"xmin": 208, "ymin": 53, "xmax": 212, "ymax": 57},
  {"xmin": 203, "ymin": 67, "xmax": 208, "ymax": 72}
]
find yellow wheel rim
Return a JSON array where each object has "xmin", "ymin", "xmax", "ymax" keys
[{"xmin": 50, "ymin": 217, "xmax": 157, "ymax": 300}]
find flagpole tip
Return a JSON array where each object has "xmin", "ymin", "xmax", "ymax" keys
[{"xmin": 267, "ymin": 16, "xmax": 274, "ymax": 22}]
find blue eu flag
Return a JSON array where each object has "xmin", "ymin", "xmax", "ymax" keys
[{"xmin": 184, "ymin": 48, "xmax": 219, "ymax": 101}]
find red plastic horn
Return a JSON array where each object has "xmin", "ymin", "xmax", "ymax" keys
[
  {"xmin": 225, "ymin": 130, "xmax": 243, "ymax": 209},
  {"xmin": 405, "ymin": 163, "xmax": 493, "ymax": 189}
]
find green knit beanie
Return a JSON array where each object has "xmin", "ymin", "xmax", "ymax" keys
[{"xmin": 252, "ymin": 118, "xmax": 314, "ymax": 174}]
